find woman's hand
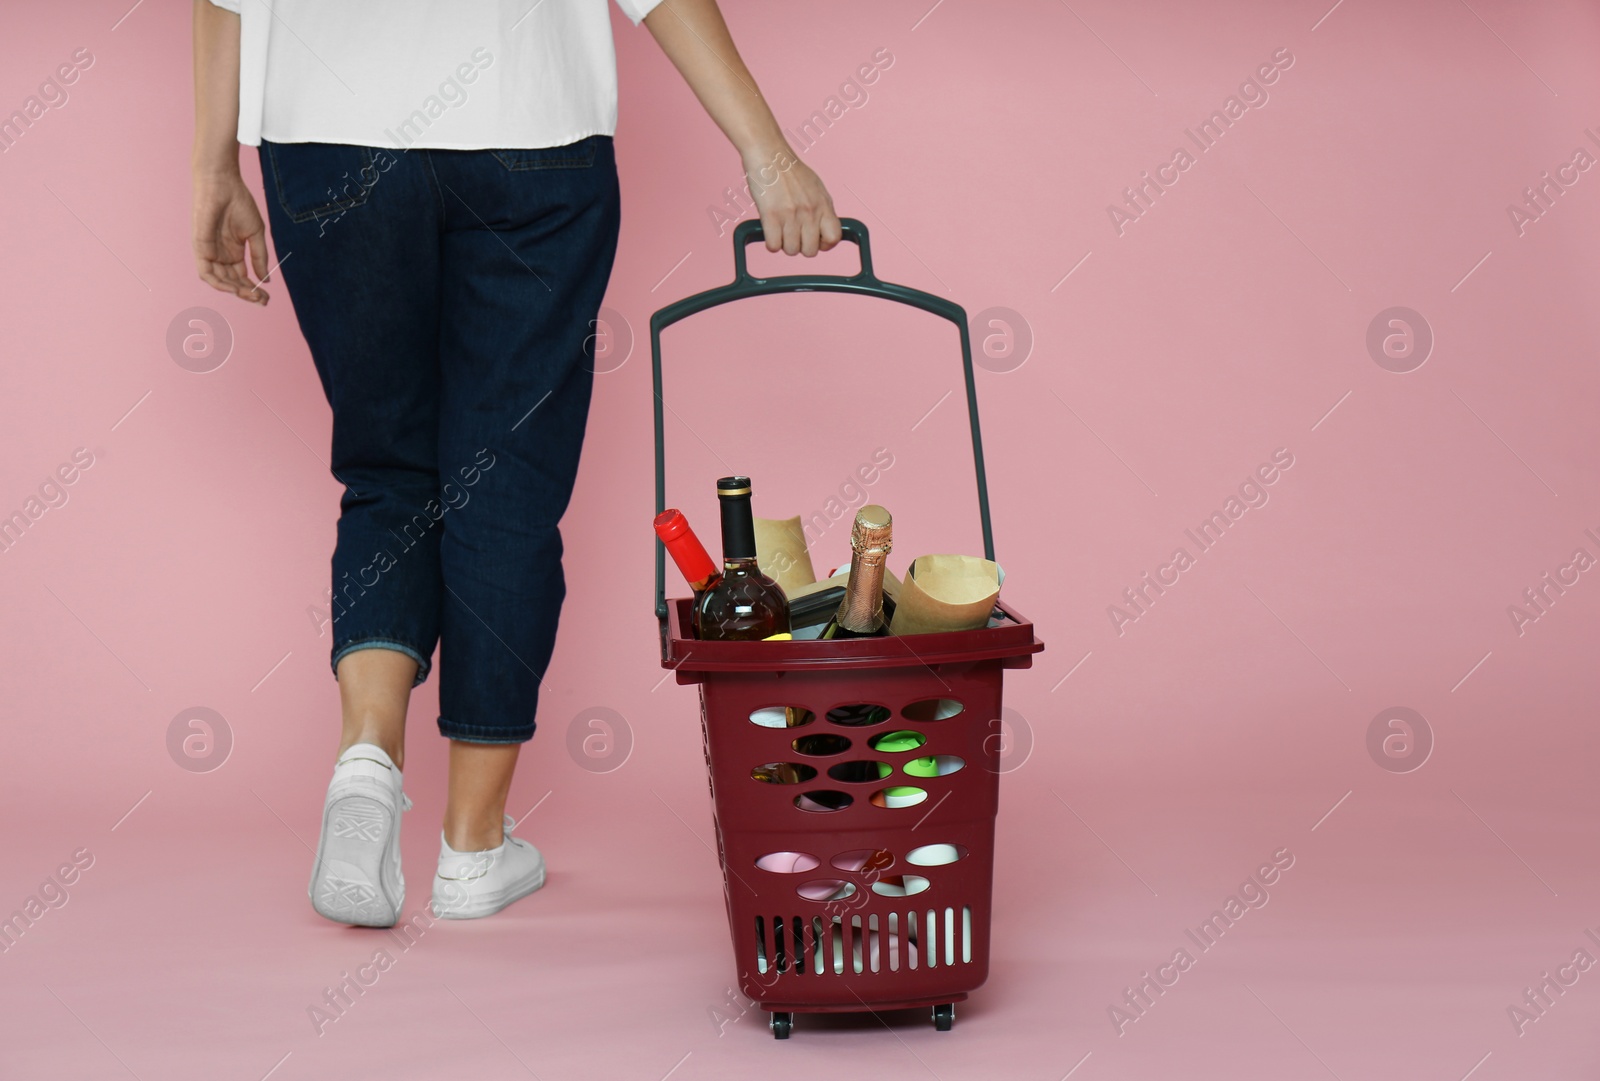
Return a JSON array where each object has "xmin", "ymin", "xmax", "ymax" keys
[
  {"xmin": 193, "ymin": 169, "xmax": 270, "ymax": 305},
  {"xmin": 643, "ymin": 0, "xmax": 843, "ymax": 257},
  {"xmin": 743, "ymin": 144, "xmax": 842, "ymax": 257},
  {"xmin": 192, "ymin": 2, "xmax": 264, "ymax": 303}
]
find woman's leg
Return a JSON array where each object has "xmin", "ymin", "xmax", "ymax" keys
[
  {"xmin": 334, "ymin": 648, "xmax": 419, "ymax": 770},
  {"xmin": 256, "ymin": 141, "xmax": 447, "ymax": 738},
  {"xmin": 426, "ymin": 138, "xmax": 623, "ymax": 848},
  {"xmin": 443, "ymin": 742, "xmax": 521, "ymax": 851},
  {"xmin": 258, "ymin": 140, "xmax": 450, "ymax": 925}
]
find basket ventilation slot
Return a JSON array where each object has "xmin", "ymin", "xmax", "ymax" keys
[{"xmin": 753, "ymin": 905, "xmax": 972, "ymax": 976}]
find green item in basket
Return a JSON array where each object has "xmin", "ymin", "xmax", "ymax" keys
[
  {"xmin": 870, "ymin": 730, "xmax": 926, "ymax": 753},
  {"xmin": 903, "ymin": 756, "xmax": 941, "ymax": 778}
]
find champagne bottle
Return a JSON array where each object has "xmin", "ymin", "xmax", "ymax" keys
[
  {"xmin": 693, "ymin": 477, "xmax": 791, "ymax": 641},
  {"xmin": 820, "ymin": 504, "xmax": 893, "ymax": 640},
  {"xmin": 654, "ymin": 508, "xmax": 718, "ymax": 594}
]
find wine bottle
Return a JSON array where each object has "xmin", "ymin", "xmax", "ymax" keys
[
  {"xmin": 820, "ymin": 505, "xmax": 893, "ymax": 640},
  {"xmin": 654, "ymin": 508, "xmax": 719, "ymax": 594},
  {"xmin": 693, "ymin": 476, "xmax": 791, "ymax": 641}
]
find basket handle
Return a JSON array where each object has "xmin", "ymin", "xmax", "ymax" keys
[
  {"xmin": 734, "ymin": 216, "xmax": 878, "ymax": 285},
  {"xmin": 652, "ymin": 217, "xmax": 995, "ymax": 625}
]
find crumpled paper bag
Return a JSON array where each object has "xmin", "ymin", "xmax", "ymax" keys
[
  {"xmin": 887, "ymin": 554, "xmax": 1001, "ymax": 636},
  {"xmin": 753, "ymin": 515, "xmax": 818, "ymax": 595}
]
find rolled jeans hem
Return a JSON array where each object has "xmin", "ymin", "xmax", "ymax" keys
[
  {"xmin": 438, "ymin": 716, "xmax": 535, "ymax": 744},
  {"xmin": 331, "ymin": 638, "xmax": 432, "ymax": 686}
]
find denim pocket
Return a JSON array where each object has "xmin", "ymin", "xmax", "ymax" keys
[
  {"xmin": 264, "ymin": 141, "xmax": 380, "ymax": 224},
  {"xmin": 491, "ymin": 136, "xmax": 601, "ymax": 172}
]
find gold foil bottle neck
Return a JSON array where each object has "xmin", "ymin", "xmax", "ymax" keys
[
  {"xmin": 834, "ymin": 505, "xmax": 892, "ymax": 635},
  {"xmin": 850, "ymin": 504, "xmax": 893, "ymax": 556}
]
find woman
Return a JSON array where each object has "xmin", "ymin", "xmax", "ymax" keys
[{"xmin": 192, "ymin": 0, "xmax": 839, "ymax": 926}]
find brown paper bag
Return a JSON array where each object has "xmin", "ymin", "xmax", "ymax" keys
[
  {"xmin": 888, "ymin": 554, "xmax": 1000, "ymax": 636},
  {"xmin": 753, "ymin": 515, "xmax": 819, "ymax": 595}
]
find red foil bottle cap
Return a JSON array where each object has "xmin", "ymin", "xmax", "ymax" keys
[
  {"xmin": 654, "ymin": 508, "xmax": 689, "ymax": 541},
  {"xmin": 654, "ymin": 509, "xmax": 718, "ymax": 587}
]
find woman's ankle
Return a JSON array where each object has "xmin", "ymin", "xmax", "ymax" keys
[
  {"xmin": 442, "ymin": 815, "xmax": 505, "ymax": 852},
  {"xmin": 336, "ymin": 732, "xmax": 405, "ymax": 771}
]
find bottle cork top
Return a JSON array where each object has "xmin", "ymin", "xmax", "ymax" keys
[{"xmin": 850, "ymin": 504, "xmax": 893, "ymax": 553}]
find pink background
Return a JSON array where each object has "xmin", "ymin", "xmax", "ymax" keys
[{"xmin": 3, "ymin": 0, "xmax": 1599, "ymax": 1077}]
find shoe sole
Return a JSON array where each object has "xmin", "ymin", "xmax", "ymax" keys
[
  {"xmin": 310, "ymin": 795, "xmax": 400, "ymax": 927},
  {"xmin": 430, "ymin": 865, "xmax": 546, "ymax": 920}
]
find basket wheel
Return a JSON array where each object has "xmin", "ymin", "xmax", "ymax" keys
[
  {"xmin": 932, "ymin": 1003, "xmax": 954, "ymax": 1031},
  {"xmin": 770, "ymin": 1011, "xmax": 793, "ymax": 1039}
]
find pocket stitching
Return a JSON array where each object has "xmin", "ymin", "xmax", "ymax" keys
[
  {"xmin": 267, "ymin": 144, "xmax": 379, "ymax": 224},
  {"xmin": 491, "ymin": 142, "xmax": 598, "ymax": 171}
]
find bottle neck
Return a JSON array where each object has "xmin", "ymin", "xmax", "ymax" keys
[
  {"xmin": 836, "ymin": 547, "xmax": 888, "ymax": 632},
  {"xmin": 718, "ymin": 493, "xmax": 758, "ymax": 563},
  {"xmin": 655, "ymin": 509, "xmax": 719, "ymax": 592}
]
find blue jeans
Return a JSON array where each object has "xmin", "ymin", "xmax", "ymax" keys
[{"xmin": 258, "ymin": 136, "xmax": 621, "ymax": 743}]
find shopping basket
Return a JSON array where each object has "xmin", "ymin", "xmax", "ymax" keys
[{"xmin": 652, "ymin": 218, "xmax": 1044, "ymax": 1038}]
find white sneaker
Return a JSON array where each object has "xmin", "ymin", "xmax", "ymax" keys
[
  {"xmin": 430, "ymin": 815, "xmax": 546, "ymax": 919},
  {"xmin": 308, "ymin": 743, "xmax": 412, "ymax": 927}
]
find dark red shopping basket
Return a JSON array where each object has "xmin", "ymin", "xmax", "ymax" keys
[{"xmin": 652, "ymin": 219, "xmax": 1044, "ymax": 1038}]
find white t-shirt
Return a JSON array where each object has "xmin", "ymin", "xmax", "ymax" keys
[{"xmin": 206, "ymin": 0, "xmax": 664, "ymax": 149}]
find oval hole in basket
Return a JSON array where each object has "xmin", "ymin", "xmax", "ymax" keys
[
  {"xmin": 870, "ymin": 874, "xmax": 931, "ymax": 897},
  {"xmin": 749, "ymin": 706, "xmax": 815, "ymax": 729},
  {"xmin": 792, "ymin": 733, "xmax": 852, "ymax": 757},
  {"xmin": 902, "ymin": 755, "xmax": 965, "ymax": 778},
  {"xmin": 755, "ymin": 851, "xmax": 820, "ymax": 873},
  {"xmin": 831, "ymin": 848, "xmax": 895, "ymax": 873},
  {"xmin": 826, "ymin": 760, "xmax": 893, "ymax": 783},
  {"xmin": 825, "ymin": 703, "xmax": 893, "ymax": 727},
  {"xmin": 905, "ymin": 843, "xmax": 967, "ymax": 867},
  {"xmin": 869, "ymin": 785, "xmax": 928, "ymax": 809},
  {"xmin": 794, "ymin": 789, "xmax": 853, "ymax": 813},
  {"xmin": 750, "ymin": 762, "xmax": 817, "ymax": 785},
  {"xmin": 797, "ymin": 879, "xmax": 856, "ymax": 902},
  {"xmin": 902, "ymin": 698, "xmax": 965, "ymax": 722},
  {"xmin": 868, "ymin": 730, "xmax": 926, "ymax": 753}
]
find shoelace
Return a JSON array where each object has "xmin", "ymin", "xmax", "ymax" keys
[{"xmin": 503, "ymin": 815, "xmax": 535, "ymax": 849}]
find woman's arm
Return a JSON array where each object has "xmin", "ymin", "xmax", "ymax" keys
[
  {"xmin": 192, "ymin": 0, "xmax": 270, "ymax": 304},
  {"xmin": 643, "ymin": 0, "xmax": 841, "ymax": 257}
]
